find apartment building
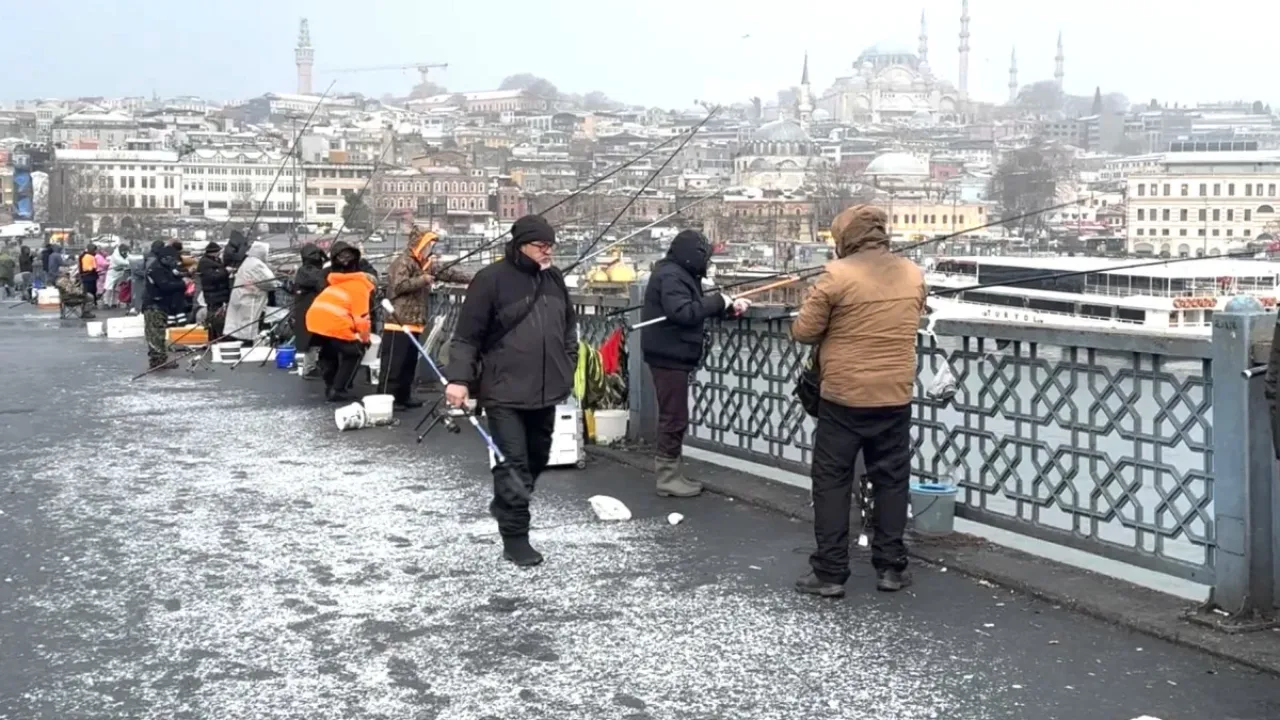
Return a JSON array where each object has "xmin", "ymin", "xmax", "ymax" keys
[
  {"xmin": 1125, "ymin": 150, "xmax": 1280, "ymax": 256},
  {"xmin": 177, "ymin": 147, "xmax": 302, "ymax": 228},
  {"xmin": 48, "ymin": 148, "xmax": 182, "ymax": 235}
]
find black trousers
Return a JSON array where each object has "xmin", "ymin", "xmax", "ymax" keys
[
  {"xmin": 649, "ymin": 365, "xmax": 690, "ymax": 459},
  {"xmin": 379, "ymin": 330, "xmax": 419, "ymax": 402},
  {"xmin": 810, "ymin": 399, "xmax": 912, "ymax": 583},
  {"xmin": 486, "ymin": 405, "xmax": 556, "ymax": 538},
  {"xmin": 317, "ymin": 336, "xmax": 364, "ymax": 392}
]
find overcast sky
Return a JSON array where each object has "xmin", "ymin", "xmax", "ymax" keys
[{"xmin": 11, "ymin": 0, "xmax": 1279, "ymax": 109}]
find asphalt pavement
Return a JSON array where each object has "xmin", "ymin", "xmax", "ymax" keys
[{"xmin": 1, "ymin": 307, "xmax": 1278, "ymax": 720}]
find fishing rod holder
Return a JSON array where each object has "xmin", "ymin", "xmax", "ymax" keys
[{"xmin": 414, "ymin": 396, "xmax": 467, "ymax": 443}]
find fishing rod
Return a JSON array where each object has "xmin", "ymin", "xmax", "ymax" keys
[
  {"xmin": 326, "ymin": 139, "xmax": 399, "ymax": 247},
  {"xmin": 130, "ymin": 294, "xmax": 297, "ymax": 381},
  {"xmin": 379, "ymin": 298, "xmax": 530, "ymax": 501},
  {"xmin": 762, "ymin": 249, "xmax": 1266, "ymax": 321},
  {"xmin": 561, "ymin": 190, "xmax": 720, "ymax": 274},
  {"xmin": 432, "ymin": 121, "xmax": 713, "ymax": 274},
  {"xmin": 221, "ymin": 81, "xmax": 336, "ymax": 241},
  {"xmin": 623, "ymin": 197, "xmax": 1088, "ymax": 330},
  {"xmin": 571, "ymin": 106, "xmax": 718, "ymax": 265}
]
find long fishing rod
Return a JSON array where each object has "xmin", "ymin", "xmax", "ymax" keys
[
  {"xmin": 222, "ymin": 81, "xmax": 336, "ymax": 240},
  {"xmin": 432, "ymin": 122, "xmax": 712, "ymax": 274},
  {"xmin": 130, "ymin": 294, "xmax": 297, "ymax": 381},
  {"xmin": 571, "ymin": 107, "xmax": 718, "ymax": 265},
  {"xmin": 622, "ymin": 197, "xmax": 1087, "ymax": 329},
  {"xmin": 762, "ymin": 249, "xmax": 1266, "ymax": 321},
  {"xmin": 379, "ymin": 298, "xmax": 530, "ymax": 501},
  {"xmin": 562, "ymin": 190, "xmax": 720, "ymax": 274}
]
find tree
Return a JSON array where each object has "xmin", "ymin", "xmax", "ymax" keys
[
  {"xmin": 1016, "ymin": 80, "xmax": 1064, "ymax": 114},
  {"xmin": 448, "ymin": 93, "xmax": 468, "ymax": 109},
  {"xmin": 1091, "ymin": 86, "xmax": 1103, "ymax": 115},
  {"xmin": 341, "ymin": 190, "xmax": 372, "ymax": 231},
  {"xmin": 989, "ymin": 141, "xmax": 1075, "ymax": 238},
  {"xmin": 1102, "ymin": 93, "xmax": 1129, "ymax": 114},
  {"xmin": 499, "ymin": 73, "xmax": 558, "ymax": 101},
  {"xmin": 410, "ymin": 81, "xmax": 447, "ymax": 99},
  {"xmin": 1253, "ymin": 100, "xmax": 1266, "ymax": 115},
  {"xmin": 582, "ymin": 91, "xmax": 617, "ymax": 111}
]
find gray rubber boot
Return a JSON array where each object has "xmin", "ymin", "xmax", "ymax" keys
[{"xmin": 655, "ymin": 455, "xmax": 702, "ymax": 498}]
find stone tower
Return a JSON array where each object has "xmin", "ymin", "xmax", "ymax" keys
[
  {"xmin": 918, "ymin": 10, "xmax": 928, "ymax": 66},
  {"xmin": 1054, "ymin": 31, "xmax": 1064, "ymax": 90},
  {"xmin": 295, "ymin": 19, "xmax": 314, "ymax": 96},
  {"xmin": 958, "ymin": 0, "xmax": 970, "ymax": 100},
  {"xmin": 798, "ymin": 52, "xmax": 814, "ymax": 130},
  {"xmin": 1008, "ymin": 47, "xmax": 1018, "ymax": 104}
]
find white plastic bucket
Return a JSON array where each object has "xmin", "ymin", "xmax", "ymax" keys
[
  {"xmin": 593, "ymin": 409, "xmax": 629, "ymax": 444},
  {"xmin": 362, "ymin": 394, "xmax": 395, "ymax": 425},
  {"xmin": 241, "ymin": 346, "xmax": 276, "ymax": 364},
  {"xmin": 36, "ymin": 288, "xmax": 60, "ymax": 308},
  {"xmin": 909, "ymin": 483, "xmax": 959, "ymax": 536},
  {"xmin": 86, "ymin": 321, "xmax": 105, "ymax": 338},
  {"xmin": 334, "ymin": 402, "xmax": 367, "ymax": 431},
  {"xmin": 213, "ymin": 341, "xmax": 243, "ymax": 364}
]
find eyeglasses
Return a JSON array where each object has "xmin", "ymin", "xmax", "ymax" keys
[{"xmin": 528, "ymin": 242, "xmax": 554, "ymax": 251}]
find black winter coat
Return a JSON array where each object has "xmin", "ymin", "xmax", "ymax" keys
[
  {"xmin": 18, "ymin": 248, "xmax": 34, "ymax": 273},
  {"xmin": 197, "ymin": 254, "xmax": 232, "ymax": 309},
  {"xmin": 291, "ymin": 244, "xmax": 328, "ymax": 352},
  {"xmin": 445, "ymin": 242, "xmax": 578, "ymax": 410},
  {"xmin": 144, "ymin": 246, "xmax": 189, "ymax": 316},
  {"xmin": 222, "ymin": 234, "xmax": 249, "ymax": 270},
  {"xmin": 640, "ymin": 254, "xmax": 727, "ymax": 372}
]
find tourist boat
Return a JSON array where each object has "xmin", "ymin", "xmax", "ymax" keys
[{"xmin": 924, "ymin": 255, "xmax": 1280, "ymax": 334}]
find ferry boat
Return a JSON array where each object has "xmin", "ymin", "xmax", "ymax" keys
[{"xmin": 924, "ymin": 255, "xmax": 1280, "ymax": 334}]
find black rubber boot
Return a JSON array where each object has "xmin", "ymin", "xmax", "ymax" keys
[
  {"xmin": 794, "ymin": 571, "xmax": 845, "ymax": 598},
  {"xmin": 502, "ymin": 535, "xmax": 544, "ymax": 567},
  {"xmin": 876, "ymin": 568, "xmax": 913, "ymax": 592}
]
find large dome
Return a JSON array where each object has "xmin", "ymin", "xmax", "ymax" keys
[
  {"xmin": 751, "ymin": 118, "xmax": 812, "ymax": 143},
  {"xmin": 865, "ymin": 152, "xmax": 929, "ymax": 177}
]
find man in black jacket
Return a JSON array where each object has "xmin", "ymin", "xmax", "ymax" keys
[
  {"xmin": 222, "ymin": 229, "xmax": 250, "ymax": 271},
  {"xmin": 196, "ymin": 242, "xmax": 231, "ymax": 337},
  {"xmin": 444, "ymin": 215, "xmax": 578, "ymax": 567},
  {"xmin": 143, "ymin": 245, "xmax": 189, "ymax": 370},
  {"xmin": 292, "ymin": 244, "xmax": 329, "ymax": 378},
  {"xmin": 641, "ymin": 229, "xmax": 748, "ymax": 497}
]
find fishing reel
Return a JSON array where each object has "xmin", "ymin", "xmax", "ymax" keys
[{"xmin": 414, "ymin": 396, "xmax": 468, "ymax": 443}]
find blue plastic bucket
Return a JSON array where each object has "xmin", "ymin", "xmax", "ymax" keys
[
  {"xmin": 909, "ymin": 482, "xmax": 958, "ymax": 536},
  {"xmin": 275, "ymin": 346, "xmax": 297, "ymax": 369}
]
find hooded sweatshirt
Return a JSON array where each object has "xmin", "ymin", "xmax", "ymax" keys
[
  {"xmin": 222, "ymin": 230, "xmax": 250, "ymax": 269},
  {"xmin": 143, "ymin": 245, "xmax": 188, "ymax": 316},
  {"xmin": 640, "ymin": 229, "xmax": 728, "ymax": 371},
  {"xmin": 224, "ymin": 241, "xmax": 277, "ymax": 341},
  {"xmin": 384, "ymin": 229, "xmax": 470, "ymax": 331},
  {"xmin": 791, "ymin": 204, "xmax": 926, "ymax": 408},
  {"xmin": 306, "ymin": 241, "xmax": 375, "ymax": 343},
  {"xmin": 291, "ymin": 243, "xmax": 328, "ymax": 352}
]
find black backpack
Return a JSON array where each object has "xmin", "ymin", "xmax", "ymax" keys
[{"xmin": 794, "ymin": 347, "xmax": 821, "ymax": 417}]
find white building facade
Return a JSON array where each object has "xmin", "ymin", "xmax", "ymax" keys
[{"xmin": 1125, "ymin": 151, "xmax": 1280, "ymax": 257}]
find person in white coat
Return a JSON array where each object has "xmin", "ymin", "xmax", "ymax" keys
[
  {"xmin": 103, "ymin": 244, "xmax": 131, "ymax": 308},
  {"xmin": 223, "ymin": 242, "xmax": 277, "ymax": 343}
]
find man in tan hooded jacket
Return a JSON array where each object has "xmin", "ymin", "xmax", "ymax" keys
[{"xmin": 791, "ymin": 204, "xmax": 925, "ymax": 597}]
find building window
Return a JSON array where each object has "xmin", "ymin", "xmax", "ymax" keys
[
  {"xmin": 1181, "ymin": 184, "xmax": 1188, "ymax": 196},
  {"xmin": 1179, "ymin": 229, "xmax": 1187, "ymax": 236},
  {"xmin": 1162, "ymin": 229, "xmax": 1170, "ymax": 236},
  {"xmin": 1180, "ymin": 209, "xmax": 1188, "ymax": 221},
  {"xmin": 1162, "ymin": 209, "xmax": 1170, "ymax": 221},
  {"xmin": 1212, "ymin": 229, "xmax": 1220, "ymax": 236},
  {"xmin": 1137, "ymin": 228, "xmax": 1144, "ymax": 236},
  {"xmin": 1229, "ymin": 183, "xmax": 1236, "ymax": 196},
  {"xmin": 1213, "ymin": 209, "xmax": 1221, "ymax": 221},
  {"xmin": 1227, "ymin": 209, "xmax": 1234, "ymax": 221},
  {"xmin": 1245, "ymin": 229, "xmax": 1252, "ymax": 237},
  {"xmin": 1200, "ymin": 183, "xmax": 1207, "ymax": 196},
  {"xmin": 1247, "ymin": 184, "xmax": 1254, "ymax": 197},
  {"xmin": 1227, "ymin": 229, "xmax": 1234, "ymax": 237},
  {"xmin": 1214, "ymin": 183, "xmax": 1221, "ymax": 196},
  {"xmin": 1199, "ymin": 209, "xmax": 1207, "ymax": 221},
  {"xmin": 1149, "ymin": 184, "xmax": 1157, "ymax": 196},
  {"xmin": 1138, "ymin": 185, "xmax": 1146, "ymax": 196},
  {"xmin": 893, "ymin": 214, "xmax": 899, "ymax": 224},
  {"xmin": 1245, "ymin": 209, "xmax": 1252, "ymax": 221},
  {"xmin": 1138, "ymin": 209, "xmax": 1145, "ymax": 220},
  {"xmin": 316, "ymin": 203, "xmax": 336, "ymax": 215},
  {"xmin": 1271, "ymin": 184, "xmax": 1278, "ymax": 196},
  {"xmin": 1163, "ymin": 184, "xmax": 1171, "ymax": 196},
  {"xmin": 1198, "ymin": 228, "xmax": 1206, "ymax": 236}
]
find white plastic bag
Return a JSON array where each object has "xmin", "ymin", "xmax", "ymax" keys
[{"xmin": 927, "ymin": 363, "xmax": 958, "ymax": 402}]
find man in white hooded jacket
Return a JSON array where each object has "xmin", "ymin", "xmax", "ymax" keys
[{"xmin": 223, "ymin": 242, "xmax": 278, "ymax": 343}]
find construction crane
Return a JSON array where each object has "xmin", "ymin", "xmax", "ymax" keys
[{"xmin": 321, "ymin": 62, "xmax": 448, "ymax": 86}]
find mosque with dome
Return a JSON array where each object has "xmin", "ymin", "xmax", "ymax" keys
[{"xmin": 817, "ymin": 6, "xmax": 969, "ymax": 125}]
